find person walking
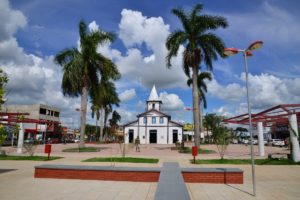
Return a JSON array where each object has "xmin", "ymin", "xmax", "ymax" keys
[{"xmin": 135, "ymin": 136, "xmax": 140, "ymax": 152}]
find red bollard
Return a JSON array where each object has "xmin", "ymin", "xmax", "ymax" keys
[
  {"xmin": 44, "ymin": 144, "xmax": 52, "ymax": 160},
  {"xmin": 192, "ymin": 146, "xmax": 198, "ymax": 164}
]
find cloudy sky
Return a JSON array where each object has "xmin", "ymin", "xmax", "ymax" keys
[{"xmin": 1, "ymin": 0, "xmax": 300, "ymax": 127}]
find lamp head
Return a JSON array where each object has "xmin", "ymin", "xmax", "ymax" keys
[
  {"xmin": 223, "ymin": 47, "xmax": 240, "ymax": 57},
  {"xmin": 247, "ymin": 41, "xmax": 263, "ymax": 51}
]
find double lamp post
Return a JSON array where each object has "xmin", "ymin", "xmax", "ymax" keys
[{"xmin": 224, "ymin": 40, "xmax": 263, "ymax": 196}]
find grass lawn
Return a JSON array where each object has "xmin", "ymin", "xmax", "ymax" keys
[
  {"xmin": 62, "ymin": 147, "xmax": 103, "ymax": 152},
  {"xmin": 0, "ymin": 155, "xmax": 63, "ymax": 161},
  {"xmin": 192, "ymin": 158, "xmax": 300, "ymax": 165},
  {"xmin": 179, "ymin": 147, "xmax": 216, "ymax": 154},
  {"xmin": 82, "ymin": 157, "xmax": 159, "ymax": 163}
]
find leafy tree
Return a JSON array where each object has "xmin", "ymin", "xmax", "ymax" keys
[
  {"xmin": 204, "ymin": 113, "xmax": 224, "ymax": 143},
  {"xmin": 91, "ymin": 104, "xmax": 100, "ymax": 138},
  {"xmin": 109, "ymin": 110, "xmax": 121, "ymax": 128},
  {"xmin": 0, "ymin": 125, "xmax": 7, "ymax": 145},
  {"xmin": 0, "ymin": 125, "xmax": 8, "ymax": 155},
  {"xmin": 213, "ymin": 126, "xmax": 231, "ymax": 159},
  {"xmin": 0, "ymin": 69, "xmax": 8, "ymax": 108},
  {"xmin": 54, "ymin": 20, "xmax": 120, "ymax": 148},
  {"xmin": 166, "ymin": 4, "xmax": 228, "ymax": 147},
  {"xmin": 90, "ymin": 79, "xmax": 120, "ymax": 141}
]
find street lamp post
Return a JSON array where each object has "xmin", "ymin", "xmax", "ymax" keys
[{"xmin": 224, "ymin": 41, "xmax": 263, "ymax": 197}]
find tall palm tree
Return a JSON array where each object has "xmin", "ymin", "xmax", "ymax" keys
[
  {"xmin": 91, "ymin": 104, "xmax": 100, "ymax": 139},
  {"xmin": 187, "ymin": 71, "xmax": 212, "ymax": 143},
  {"xmin": 187, "ymin": 71, "xmax": 212, "ymax": 109},
  {"xmin": 109, "ymin": 110, "xmax": 121, "ymax": 128},
  {"xmin": 54, "ymin": 20, "xmax": 120, "ymax": 148},
  {"xmin": 166, "ymin": 4, "xmax": 228, "ymax": 147},
  {"xmin": 90, "ymin": 79, "xmax": 120, "ymax": 141}
]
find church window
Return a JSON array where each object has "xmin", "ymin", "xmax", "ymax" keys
[
  {"xmin": 152, "ymin": 117, "xmax": 156, "ymax": 124},
  {"xmin": 160, "ymin": 117, "xmax": 164, "ymax": 124},
  {"xmin": 152, "ymin": 103, "xmax": 155, "ymax": 109},
  {"xmin": 143, "ymin": 117, "xmax": 147, "ymax": 124}
]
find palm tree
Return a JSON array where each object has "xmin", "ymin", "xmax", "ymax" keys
[
  {"xmin": 187, "ymin": 71, "xmax": 212, "ymax": 109},
  {"xmin": 54, "ymin": 20, "xmax": 120, "ymax": 148},
  {"xmin": 91, "ymin": 104, "xmax": 100, "ymax": 139},
  {"xmin": 90, "ymin": 79, "xmax": 120, "ymax": 141},
  {"xmin": 109, "ymin": 110, "xmax": 121, "ymax": 128},
  {"xmin": 187, "ymin": 71, "xmax": 212, "ymax": 143},
  {"xmin": 166, "ymin": 4, "xmax": 228, "ymax": 147}
]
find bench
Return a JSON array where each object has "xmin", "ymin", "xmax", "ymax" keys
[
  {"xmin": 35, "ymin": 164, "xmax": 160, "ymax": 182},
  {"xmin": 268, "ymin": 153, "xmax": 289, "ymax": 159},
  {"xmin": 181, "ymin": 167, "xmax": 243, "ymax": 184}
]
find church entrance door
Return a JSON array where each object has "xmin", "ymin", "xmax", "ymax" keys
[
  {"xmin": 173, "ymin": 130, "xmax": 178, "ymax": 143},
  {"xmin": 149, "ymin": 130, "xmax": 157, "ymax": 143},
  {"xmin": 129, "ymin": 129, "xmax": 134, "ymax": 143}
]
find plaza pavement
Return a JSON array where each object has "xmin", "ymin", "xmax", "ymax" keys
[{"xmin": 0, "ymin": 143, "xmax": 299, "ymax": 200}]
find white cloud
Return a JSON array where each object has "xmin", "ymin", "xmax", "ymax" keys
[
  {"xmin": 159, "ymin": 92, "xmax": 184, "ymax": 111},
  {"xmin": 0, "ymin": 1, "xmax": 81, "ymax": 127},
  {"xmin": 222, "ymin": 2, "xmax": 300, "ymax": 49},
  {"xmin": 212, "ymin": 106, "xmax": 232, "ymax": 117},
  {"xmin": 119, "ymin": 89, "xmax": 136, "ymax": 102},
  {"xmin": 116, "ymin": 108, "xmax": 137, "ymax": 124},
  {"xmin": 208, "ymin": 79, "xmax": 245, "ymax": 102},
  {"xmin": 0, "ymin": 0, "xmax": 27, "ymax": 42},
  {"xmin": 246, "ymin": 73, "xmax": 300, "ymax": 109},
  {"xmin": 97, "ymin": 9, "xmax": 187, "ymax": 90},
  {"xmin": 208, "ymin": 72, "xmax": 300, "ymax": 116},
  {"xmin": 88, "ymin": 21, "xmax": 99, "ymax": 32}
]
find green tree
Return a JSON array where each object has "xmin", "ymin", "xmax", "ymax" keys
[
  {"xmin": 109, "ymin": 110, "xmax": 121, "ymax": 128},
  {"xmin": 54, "ymin": 20, "xmax": 120, "ymax": 148},
  {"xmin": 90, "ymin": 79, "xmax": 120, "ymax": 141},
  {"xmin": 213, "ymin": 126, "xmax": 231, "ymax": 159},
  {"xmin": 0, "ymin": 126, "xmax": 7, "ymax": 145},
  {"xmin": 166, "ymin": 4, "xmax": 228, "ymax": 147},
  {"xmin": 204, "ymin": 113, "xmax": 224, "ymax": 143},
  {"xmin": 0, "ymin": 69, "xmax": 8, "ymax": 108},
  {"xmin": 91, "ymin": 104, "xmax": 100, "ymax": 138}
]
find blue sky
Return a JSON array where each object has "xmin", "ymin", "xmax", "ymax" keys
[{"xmin": 1, "ymin": 0, "xmax": 300, "ymax": 127}]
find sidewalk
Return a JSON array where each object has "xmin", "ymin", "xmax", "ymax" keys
[{"xmin": 0, "ymin": 143, "xmax": 299, "ymax": 200}]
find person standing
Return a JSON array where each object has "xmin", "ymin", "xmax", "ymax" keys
[{"xmin": 135, "ymin": 136, "xmax": 140, "ymax": 152}]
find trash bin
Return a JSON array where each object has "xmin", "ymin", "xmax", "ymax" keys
[{"xmin": 44, "ymin": 144, "xmax": 52, "ymax": 154}]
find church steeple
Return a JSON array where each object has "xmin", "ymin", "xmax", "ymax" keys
[
  {"xmin": 146, "ymin": 85, "xmax": 162, "ymax": 111},
  {"xmin": 148, "ymin": 85, "xmax": 159, "ymax": 101}
]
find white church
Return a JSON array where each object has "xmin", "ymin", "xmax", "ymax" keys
[{"xmin": 124, "ymin": 85, "xmax": 183, "ymax": 144}]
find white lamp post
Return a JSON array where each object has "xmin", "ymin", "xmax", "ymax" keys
[{"xmin": 224, "ymin": 41, "xmax": 263, "ymax": 196}]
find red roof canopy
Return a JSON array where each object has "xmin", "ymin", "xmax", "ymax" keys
[{"xmin": 223, "ymin": 104, "xmax": 300, "ymax": 127}]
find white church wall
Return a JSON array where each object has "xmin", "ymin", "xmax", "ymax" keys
[{"xmin": 156, "ymin": 127, "xmax": 168, "ymax": 144}]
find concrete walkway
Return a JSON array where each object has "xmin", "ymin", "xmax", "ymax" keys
[
  {"xmin": 0, "ymin": 143, "xmax": 299, "ymax": 199},
  {"xmin": 155, "ymin": 162, "xmax": 190, "ymax": 200}
]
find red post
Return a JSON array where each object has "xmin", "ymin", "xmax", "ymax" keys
[
  {"xmin": 44, "ymin": 144, "xmax": 52, "ymax": 160},
  {"xmin": 192, "ymin": 146, "xmax": 198, "ymax": 164}
]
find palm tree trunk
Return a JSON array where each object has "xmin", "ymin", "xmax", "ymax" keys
[
  {"xmin": 79, "ymin": 85, "xmax": 88, "ymax": 148},
  {"xmin": 104, "ymin": 110, "xmax": 108, "ymax": 141},
  {"xmin": 192, "ymin": 66, "xmax": 200, "ymax": 147},
  {"xmin": 95, "ymin": 117, "xmax": 98, "ymax": 141},
  {"xmin": 99, "ymin": 108, "xmax": 104, "ymax": 142},
  {"xmin": 198, "ymin": 97, "xmax": 203, "ymax": 144}
]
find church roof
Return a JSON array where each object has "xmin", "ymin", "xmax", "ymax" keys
[
  {"xmin": 137, "ymin": 109, "xmax": 170, "ymax": 118},
  {"xmin": 148, "ymin": 85, "xmax": 159, "ymax": 101}
]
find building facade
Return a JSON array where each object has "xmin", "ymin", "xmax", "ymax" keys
[
  {"xmin": 1, "ymin": 104, "xmax": 60, "ymax": 140},
  {"xmin": 124, "ymin": 86, "xmax": 183, "ymax": 144}
]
